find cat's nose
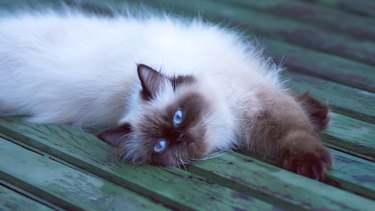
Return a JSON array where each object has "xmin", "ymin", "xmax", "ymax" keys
[{"xmin": 176, "ymin": 132, "xmax": 185, "ymax": 143}]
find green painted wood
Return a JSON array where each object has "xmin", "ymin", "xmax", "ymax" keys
[
  {"xmin": 212, "ymin": 0, "xmax": 375, "ymax": 65},
  {"xmin": 4, "ymin": 0, "xmax": 375, "ymax": 92},
  {"xmin": 0, "ymin": 119, "xmax": 280, "ymax": 211},
  {"xmin": 65, "ymin": 0, "xmax": 375, "ymax": 94},
  {"xmin": 0, "ymin": 180, "xmax": 60, "ymax": 210},
  {"xmin": 328, "ymin": 150, "xmax": 375, "ymax": 200},
  {"xmin": 188, "ymin": 151, "xmax": 375, "ymax": 210},
  {"xmin": 0, "ymin": 137, "xmax": 168, "ymax": 211},
  {"xmin": 221, "ymin": 0, "xmax": 375, "ymax": 42},
  {"xmin": 63, "ymin": 0, "xmax": 375, "ymax": 89},
  {"xmin": 76, "ymin": 0, "xmax": 375, "ymax": 93},
  {"xmin": 0, "ymin": 184, "xmax": 52, "ymax": 211},
  {"xmin": 322, "ymin": 113, "xmax": 375, "ymax": 161},
  {"xmin": 285, "ymin": 72, "xmax": 375, "ymax": 124},
  {"xmin": 300, "ymin": 0, "xmax": 375, "ymax": 18},
  {"xmin": 120, "ymin": 0, "xmax": 375, "ymax": 92},
  {"xmin": 264, "ymin": 39, "xmax": 375, "ymax": 93},
  {"xmin": 1, "ymin": 117, "xmax": 375, "ymax": 208},
  {"xmin": 0, "ymin": 0, "xmax": 66, "ymax": 10}
]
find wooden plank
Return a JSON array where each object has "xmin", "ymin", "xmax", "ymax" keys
[
  {"xmin": 0, "ymin": 119, "xmax": 280, "ymax": 211},
  {"xmin": 0, "ymin": 0, "xmax": 63, "ymax": 10},
  {"xmin": 264, "ymin": 39, "xmax": 375, "ymax": 93},
  {"xmin": 126, "ymin": 0, "xmax": 375, "ymax": 92},
  {"xmin": 207, "ymin": 0, "xmax": 375, "ymax": 68},
  {"xmin": 135, "ymin": 0, "xmax": 375, "ymax": 67},
  {"xmin": 66, "ymin": 0, "xmax": 375, "ymax": 94},
  {"xmin": 0, "ymin": 183, "xmax": 52, "ymax": 211},
  {"xmin": 221, "ymin": 0, "xmax": 375, "ymax": 42},
  {"xmin": 322, "ymin": 113, "xmax": 375, "ymax": 161},
  {"xmin": 188, "ymin": 151, "xmax": 375, "ymax": 210},
  {"xmin": 300, "ymin": 0, "xmax": 375, "ymax": 18},
  {"xmin": 1, "ymin": 117, "xmax": 375, "ymax": 208},
  {"xmin": 286, "ymin": 72, "xmax": 375, "ymax": 124},
  {"xmin": 328, "ymin": 150, "xmax": 375, "ymax": 200},
  {"xmin": 0, "ymin": 137, "xmax": 168, "ymax": 211}
]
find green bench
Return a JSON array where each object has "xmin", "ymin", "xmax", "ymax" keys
[{"xmin": 1, "ymin": 0, "xmax": 374, "ymax": 210}]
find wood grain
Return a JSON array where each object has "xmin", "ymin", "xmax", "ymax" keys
[
  {"xmin": 221, "ymin": 0, "xmax": 375, "ymax": 42},
  {"xmin": 0, "ymin": 138, "xmax": 168, "ymax": 210},
  {"xmin": 189, "ymin": 151, "xmax": 375, "ymax": 209},
  {"xmin": 0, "ymin": 183, "xmax": 52, "ymax": 211},
  {"xmin": 0, "ymin": 120, "xmax": 278, "ymax": 210}
]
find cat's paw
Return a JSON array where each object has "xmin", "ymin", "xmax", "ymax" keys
[{"xmin": 279, "ymin": 143, "xmax": 332, "ymax": 180}]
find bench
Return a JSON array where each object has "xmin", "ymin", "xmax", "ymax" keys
[{"xmin": 1, "ymin": 0, "xmax": 374, "ymax": 210}]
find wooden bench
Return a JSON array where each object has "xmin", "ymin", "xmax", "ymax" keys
[{"xmin": 1, "ymin": 0, "xmax": 374, "ymax": 210}]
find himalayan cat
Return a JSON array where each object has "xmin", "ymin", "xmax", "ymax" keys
[{"xmin": 0, "ymin": 11, "xmax": 332, "ymax": 180}]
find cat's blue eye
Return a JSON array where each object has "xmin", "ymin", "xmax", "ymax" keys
[
  {"xmin": 154, "ymin": 140, "xmax": 167, "ymax": 153},
  {"xmin": 173, "ymin": 108, "xmax": 184, "ymax": 126}
]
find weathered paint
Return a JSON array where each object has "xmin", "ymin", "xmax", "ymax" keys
[
  {"xmin": 0, "ymin": 120, "xmax": 279, "ymax": 210},
  {"xmin": 0, "ymin": 138, "xmax": 168, "ymax": 210},
  {"xmin": 222, "ymin": 0, "xmax": 375, "ymax": 43},
  {"xmin": 285, "ymin": 72, "xmax": 375, "ymax": 124},
  {"xmin": 322, "ymin": 113, "xmax": 375, "ymax": 160},
  {"xmin": 0, "ymin": 184, "xmax": 52, "ymax": 211},
  {"xmin": 188, "ymin": 151, "xmax": 375, "ymax": 211}
]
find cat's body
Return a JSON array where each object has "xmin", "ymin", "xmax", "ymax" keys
[{"xmin": 0, "ymin": 11, "xmax": 331, "ymax": 180}]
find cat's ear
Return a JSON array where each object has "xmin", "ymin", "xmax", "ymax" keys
[
  {"xmin": 296, "ymin": 93, "xmax": 330, "ymax": 131},
  {"xmin": 96, "ymin": 123, "xmax": 132, "ymax": 147},
  {"xmin": 137, "ymin": 64, "xmax": 166, "ymax": 100}
]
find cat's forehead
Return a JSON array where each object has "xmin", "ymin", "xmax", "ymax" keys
[
  {"xmin": 150, "ymin": 90, "xmax": 209, "ymax": 121},
  {"xmin": 150, "ymin": 75, "xmax": 203, "ymax": 110}
]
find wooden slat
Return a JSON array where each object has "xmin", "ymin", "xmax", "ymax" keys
[
  {"xmin": 221, "ymin": 0, "xmax": 375, "ymax": 42},
  {"xmin": 300, "ymin": 0, "xmax": 375, "ymax": 19},
  {"xmin": 0, "ymin": 183, "xmax": 52, "ymax": 211},
  {"xmin": 136, "ymin": 0, "xmax": 375, "ymax": 67},
  {"xmin": 0, "ymin": 138, "xmax": 167, "ymax": 211},
  {"xmin": 265, "ymin": 39, "xmax": 375, "ymax": 93},
  {"xmin": 0, "ymin": 119, "xmax": 280, "ymax": 211},
  {"xmin": 0, "ymin": 0, "xmax": 63, "ymax": 10},
  {"xmin": 188, "ymin": 151, "xmax": 375, "ymax": 210},
  {"xmin": 328, "ymin": 150, "xmax": 375, "ymax": 200},
  {"xmin": 286, "ymin": 72, "xmax": 375, "ymax": 124},
  {"xmin": 213, "ymin": 1, "xmax": 375, "ymax": 65},
  {"xmin": 322, "ymin": 113, "xmax": 375, "ymax": 161},
  {"xmin": 67, "ymin": 1, "xmax": 375, "ymax": 95},
  {"xmin": 1, "ymin": 118, "xmax": 375, "ymax": 208},
  {"xmin": 129, "ymin": 0, "xmax": 375, "ymax": 92}
]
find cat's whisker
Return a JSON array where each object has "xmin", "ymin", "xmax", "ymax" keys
[
  {"xmin": 176, "ymin": 153, "xmax": 187, "ymax": 172},
  {"xmin": 191, "ymin": 150, "xmax": 228, "ymax": 161}
]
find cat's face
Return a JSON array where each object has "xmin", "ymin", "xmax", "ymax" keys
[{"xmin": 98, "ymin": 64, "xmax": 234, "ymax": 166}]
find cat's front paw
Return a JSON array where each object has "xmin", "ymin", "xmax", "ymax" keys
[{"xmin": 279, "ymin": 143, "xmax": 332, "ymax": 180}]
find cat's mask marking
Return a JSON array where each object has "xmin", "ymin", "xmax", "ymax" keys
[
  {"xmin": 98, "ymin": 64, "xmax": 208, "ymax": 166},
  {"xmin": 141, "ymin": 91, "xmax": 209, "ymax": 165}
]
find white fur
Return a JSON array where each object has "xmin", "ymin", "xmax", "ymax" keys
[{"xmin": 0, "ymin": 11, "xmax": 283, "ymax": 157}]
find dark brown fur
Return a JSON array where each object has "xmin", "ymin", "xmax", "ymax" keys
[{"xmin": 246, "ymin": 89, "xmax": 332, "ymax": 180}]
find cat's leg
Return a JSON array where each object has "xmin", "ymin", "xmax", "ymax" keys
[{"xmin": 245, "ymin": 90, "xmax": 332, "ymax": 180}]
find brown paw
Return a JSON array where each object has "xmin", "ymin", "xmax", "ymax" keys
[{"xmin": 279, "ymin": 143, "xmax": 332, "ymax": 180}]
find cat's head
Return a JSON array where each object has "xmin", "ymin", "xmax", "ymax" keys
[{"xmin": 98, "ymin": 64, "xmax": 234, "ymax": 166}]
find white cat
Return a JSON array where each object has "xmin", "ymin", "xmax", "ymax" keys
[{"xmin": 0, "ymin": 11, "xmax": 331, "ymax": 180}]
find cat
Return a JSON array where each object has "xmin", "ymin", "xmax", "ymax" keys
[{"xmin": 0, "ymin": 11, "xmax": 332, "ymax": 180}]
